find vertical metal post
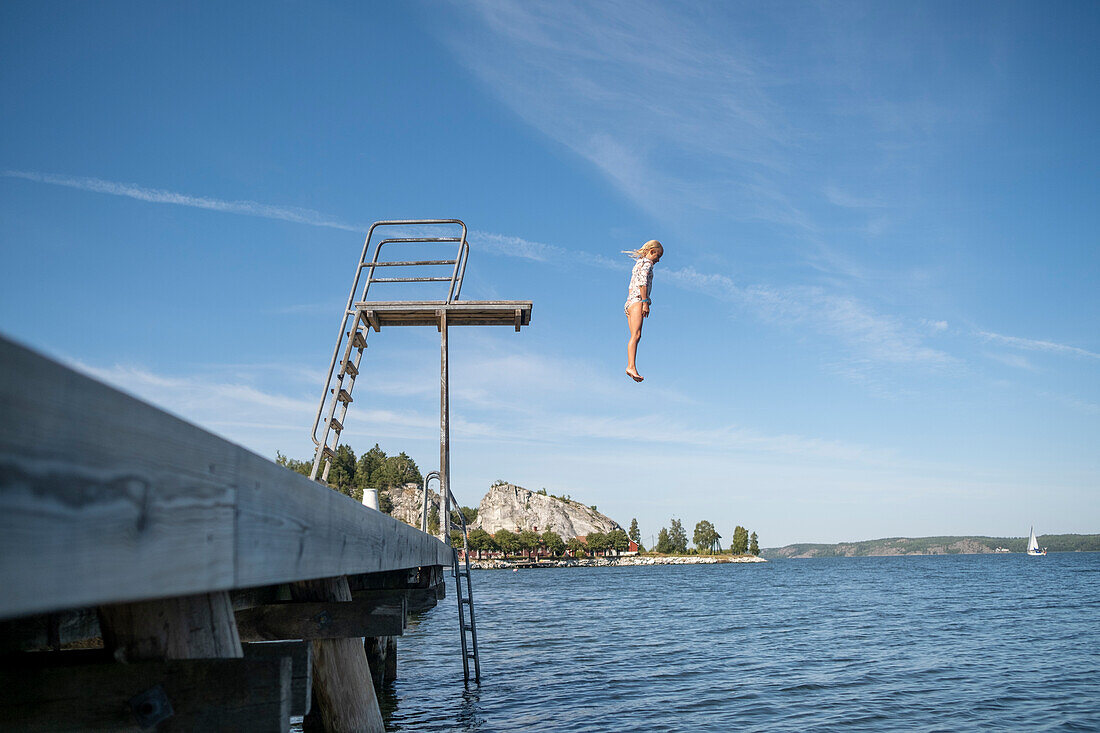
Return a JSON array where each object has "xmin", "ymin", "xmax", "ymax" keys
[{"xmin": 439, "ymin": 310, "xmax": 450, "ymax": 544}]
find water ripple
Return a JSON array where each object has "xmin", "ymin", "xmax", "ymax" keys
[{"xmin": 378, "ymin": 554, "xmax": 1100, "ymax": 731}]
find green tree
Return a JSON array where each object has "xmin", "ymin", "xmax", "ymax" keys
[
  {"xmin": 586, "ymin": 531, "xmax": 610, "ymax": 556},
  {"xmin": 749, "ymin": 531, "xmax": 760, "ymax": 556},
  {"xmin": 608, "ymin": 529, "xmax": 631, "ymax": 555},
  {"xmin": 449, "ymin": 529, "xmax": 465, "ymax": 548},
  {"xmin": 327, "ymin": 444, "xmax": 359, "ymax": 500},
  {"xmin": 731, "ymin": 525, "xmax": 750, "ymax": 555},
  {"xmin": 541, "ymin": 530, "xmax": 565, "ymax": 556},
  {"xmin": 275, "ymin": 451, "xmax": 312, "ymax": 477},
  {"xmin": 655, "ymin": 528, "xmax": 673, "ymax": 554},
  {"xmin": 566, "ymin": 537, "xmax": 588, "ymax": 557},
  {"xmin": 629, "ymin": 518, "xmax": 641, "ymax": 543},
  {"xmin": 693, "ymin": 520, "xmax": 719, "ymax": 554},
  {"xmin": 455, "ymin": 506, "xmax": 478, "ymax": 525},
  {"xmin": 372, "ymin": 451, "xmax": 422, "ymax": 490},
  {"xmin": 518, "ymin": 530, "xmax": 540, "ymax": 559},
  {"xmin": 669, "ymin": 519, "xmax": 688, "ymax": 554},
  {"xmin": 494, "ymin": 529, "xmax": 520, "ymax": 557},
  {"xmin": 427, "ymin": 505, "xmax": 440, "ymax": 536},
  {"xmin": 355, "ymin": 444, "xmax": 388, "ymax": 493},
  {"xmin": 467, "ymin": 528, "xmax": 494, "ymax": 558}
]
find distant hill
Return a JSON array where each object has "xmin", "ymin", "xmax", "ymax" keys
[{"xmin": 762, "ymin": 534, "xmax": 1100, "ymax": 559}]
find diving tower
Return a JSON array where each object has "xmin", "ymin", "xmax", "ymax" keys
[{"xmin": 308, "ymin": 219, "xmax": 533, "ymax": 684}]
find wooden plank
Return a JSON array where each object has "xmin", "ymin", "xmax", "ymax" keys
[
  {"xmin": 235, "ymin": 451, "xmax": 452, "ymax": 588},
  {"xmin": 351, "ymin": 300, "xmax": 533, "ymax": 328},
  {"xmin": 98, "ymin": 591, "xmax": 242, "ymax": 662},
  {"xmin": 0, "ymin": 657, "xmax": 290, "ymax": 732},
  {"xmin": 351, "ymin": 588, "xmax": 439, "ymax": 614},
  {"xmin": 291, "ymin": 577, "xmax": 384, "ymax": 733},
  {"xmin": 243, "ymin": 641, "xmax": 311, "ymax": 717},
  {"xmin": 0, "ymin": 607, "xmax": 101, "ymax": 653},
  {"xmin": 0, "ymin": 336, "xmax": 237, "ymax": 619},
  {"xmin": 235, "ymin": 602, "xmax": 403, "ymax": 641},
  {"xmin": 0, "ymin": 336, "xmax": 456, "ymax": 619}
]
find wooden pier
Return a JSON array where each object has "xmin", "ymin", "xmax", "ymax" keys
[{"xmin": 0, "ymin": 335, "xmax": 454, "ymax": 731}]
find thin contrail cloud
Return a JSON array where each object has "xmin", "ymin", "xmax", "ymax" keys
[
  {"xmin": 977, "ymin": 330, "xmax": 1100, "ymax": 361},
  {"xmin": 2, "ymin": 169, "xmax": 365, "ymax": 232}
]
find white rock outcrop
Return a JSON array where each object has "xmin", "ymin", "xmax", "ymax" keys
[
  {"xmin": 473, "ymin": 483, "xmax": 621, "ymax": 538},
  {"xmin": 384, "ymin": 483, "xmax": 439, "ymax": 527}
]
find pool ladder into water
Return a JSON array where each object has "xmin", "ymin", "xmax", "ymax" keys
[{"xmin": 425, "ymin": 471, "xmax": 482, "ymax": 683}]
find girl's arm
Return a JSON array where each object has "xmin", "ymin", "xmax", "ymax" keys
[{"xmin": 639, "ymin": 284, "xmax": 650, "ymax": 317}]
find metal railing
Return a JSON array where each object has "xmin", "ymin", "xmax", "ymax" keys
[
  {"xmin": 433, "ymin": 478, "xmax": 481, "ymax": 684},
  {"xmin": 309, "ymin": 220, "xmax": 470, "ymax": 478}
]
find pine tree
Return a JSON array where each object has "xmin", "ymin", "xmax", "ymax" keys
[
  {"xmin": 749, "ymin": 531, "xmax": 760, "ymax": 556},
  {"xmin": 629, "ymin": 518, "xmax": 641, "ymax": 543},
  {"xmin": 655, "ymin": 527, "xmax": 673, "ymax": 554},
  {"xmin": 669, "ymin": 518, "xmax": 688, "ymax": 554},
  {"xmin": 731, "ymin": 525, "xmax": 750, "ymax": 555}
]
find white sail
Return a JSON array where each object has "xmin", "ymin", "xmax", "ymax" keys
[{"xmin": 1028, "ymin": 527, "xmax": 1039, "ymax": 553}]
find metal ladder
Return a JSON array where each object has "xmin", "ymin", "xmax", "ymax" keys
[
  {"xmin": 436, "ymin": 475, "xmax": 482, "ymax": 684},
  {"xmin": 308, "ymin": 220, "xmax": 470, "ymax": 481}
]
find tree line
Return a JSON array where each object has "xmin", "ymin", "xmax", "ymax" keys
[
  {"xmin": 460, "ymin": 528, "xmax": 633, "ymax": 559},
  {"xmin": 276, "ymin": 442, "xmax": 424, "ymax": 514},
  {"xmin": 650, "ymin": 518, "xmax": 760, "ymax": 556}
]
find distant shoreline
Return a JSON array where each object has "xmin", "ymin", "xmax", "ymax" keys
[
  {"xmin": 762, "ymin": 533, "xmax": 1100, "ymax": 559},
  {"xmin": 471, "ymin": 554, "xmax": 767, "ymax": 569}
]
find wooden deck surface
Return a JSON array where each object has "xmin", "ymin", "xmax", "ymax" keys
[{"xmin": 0, "ymin": 335, "xmax": 453, "ymax": 620}]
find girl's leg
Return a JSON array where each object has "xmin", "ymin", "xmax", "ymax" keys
[{"xmin": 626, "ymin": 302, "xmax": 644, "ymax": 381}]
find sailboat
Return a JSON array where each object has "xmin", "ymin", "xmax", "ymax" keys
[{"xmin": 1027, "ymin": 526, "xmax": 1047, "ymax": 556}]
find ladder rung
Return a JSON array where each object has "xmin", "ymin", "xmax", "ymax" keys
[
  {"xmin": 366, "ymin": 259, "xmax": 458, "ymax": 267},
  {"xmin": 463, "ymin": 624, "xmax": 473, "ymax": 631},
  {"xmin": 335, "ymin": 389, "xmax": 353, "ymax": 403},
  {"xmin": 460, "ymin": 598, "xmax": 471, "ymax": 604},
  {"xmin": 350, "ymin": 331, "xmax": 367, "ymax": 348},
  {"xmin": 340, "ymin": 360, "xmax": 359, "ymax": 378},
  {"xmin": 328, "ymin": 417, "xmax": 344, "ymax": 433},
  {"xmin": 322, "ymin": 446, "xmax": 337, "ymax": 461},
  {"xmin": 466, "ymin": 653, "xmax": 477, "ymax": 659},
  {"xmin": 369, "ymin": 276, "xmax": 453, "ymax": 283}
]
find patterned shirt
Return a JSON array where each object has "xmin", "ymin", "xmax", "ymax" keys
[{"xmin": 624, "ymin": 257, "xmax": 654, "ymax": 313}]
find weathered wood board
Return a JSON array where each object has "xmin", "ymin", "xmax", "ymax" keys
[
  {"xmin": 235, "ymin": 601, "xmax": 404, "ymax": 641},
  {"xmin": 352, "ymin": 300, "xmax": 532, "ymax": 329},
  {"xmin": 0, "ymin": 335, "xmax": 452, "ymax": 620},
  {"xmin": 0, "ymin": 657, "xmax": 291, "ymax": 732},
  {"xmin": 243, "ymin": 641, "xmax": 312, "ymax": 717}
]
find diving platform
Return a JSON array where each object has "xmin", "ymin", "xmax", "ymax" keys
[{"xmin": 353, "ymin": 300, "xmax": 533, "ymax": 330}]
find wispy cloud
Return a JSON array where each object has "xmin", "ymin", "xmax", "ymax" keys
[
  {"xmin": 436, "ymin": 1, "xmax": 805, "ymax": 226},
  {"xmin": 2, "ymin": 169, "xmax": 366, "ymax": 232},
  {"xmin": 664, "ymin": 266, "xmax": 954, "ymax": 369},
  {"xmin": 823, "ymin": 184, "xmax": 885, "ymax": 209},
  {"xmin": 977, "ymin": 330, "xmax": 1100, "ymax": 361}
]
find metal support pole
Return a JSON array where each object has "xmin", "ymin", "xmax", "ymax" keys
[{"xmin": 439, "ymin": 310, "xmax": 450, "ymax": 544}]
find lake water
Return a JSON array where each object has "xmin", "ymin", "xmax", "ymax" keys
[{"xmin": 381, "ymin": 554, "xmax": 1100, "ymax": 731}]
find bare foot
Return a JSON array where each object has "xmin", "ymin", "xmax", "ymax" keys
[{"xmin": 626, "ymin": 367, "xmax": 644, "ymax": 382}]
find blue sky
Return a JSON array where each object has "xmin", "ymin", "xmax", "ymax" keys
[{"xmin": 2, "ymin": 1, "xmax": 1096, "ymax": 547}]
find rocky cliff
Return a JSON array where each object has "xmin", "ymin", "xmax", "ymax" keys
[
  {"xmin": 384, "ymin": 483, "xmax": 439, "ymax": 528},
  {"xmin": 473, "ymin": 483, "xmax": 621, "ymax": 538}
]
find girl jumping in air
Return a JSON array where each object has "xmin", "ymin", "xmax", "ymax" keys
[{"xmin": 624, "ymin": 239, "xmax": 663, "ymax": 382}]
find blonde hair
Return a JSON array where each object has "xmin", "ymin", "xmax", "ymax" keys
[{"xmin": 623, "ymin": 239, "xmax": 663, "ymax": 259}]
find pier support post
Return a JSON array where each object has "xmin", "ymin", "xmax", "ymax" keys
[
  {"xmin": 291, "ymin": 576, "xmax": 383, "ymax": 733},
  {"xmin": 98, "ymin": 591, "xmax": 242, "ymax": 661}
]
